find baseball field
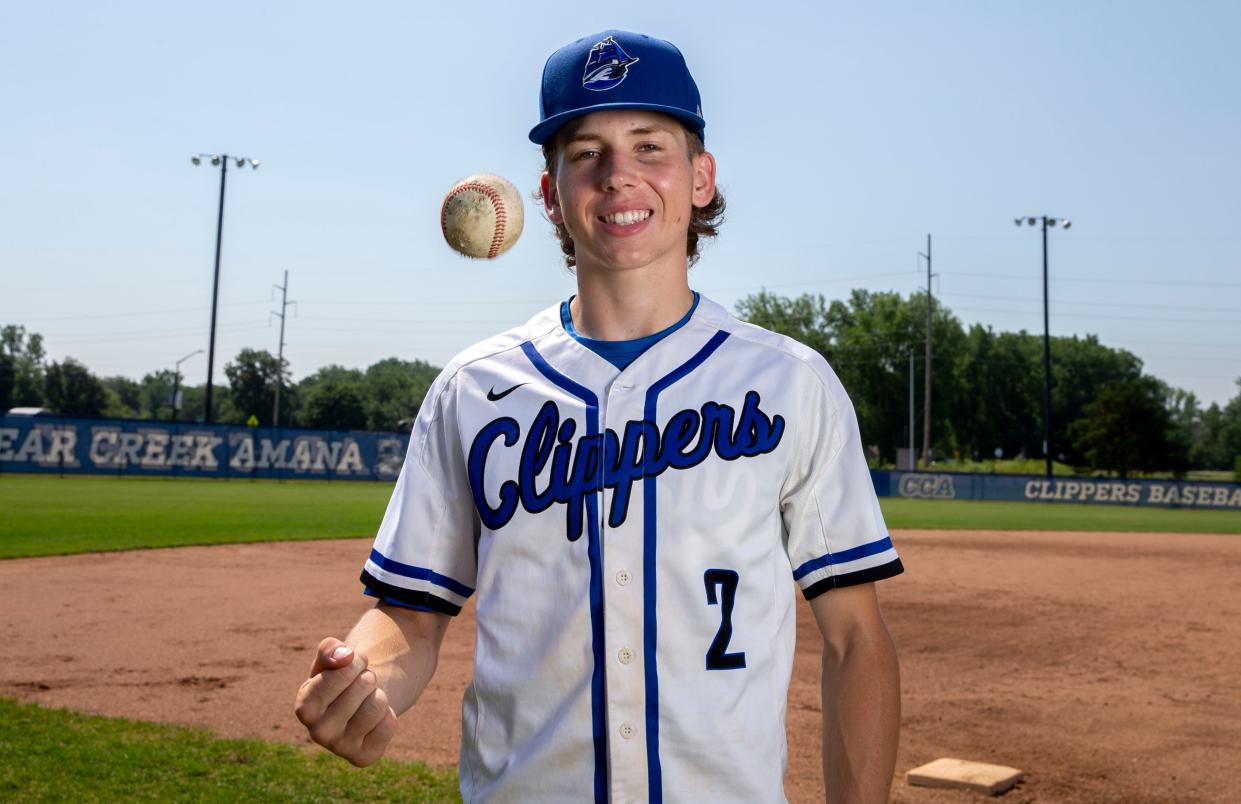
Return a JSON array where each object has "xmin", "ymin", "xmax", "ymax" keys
[{"xmin": 2, "ymin": 474, "xmax": 1239, "ymax": 802}]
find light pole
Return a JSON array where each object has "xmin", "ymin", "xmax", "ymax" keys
[
  {"xmin": 191, "ymin": 153, "xmax": 260, "ymax": 423},
  {"xmin": 1014, "ymin": 215, "xmax": 1071, "ymax": 478},
  {"xmin": 171, "ymin": 349, "xmax": 204, "ymax": 423}
]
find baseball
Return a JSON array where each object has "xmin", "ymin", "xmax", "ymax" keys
[{"xmin": 440, "ymin": 174, "xmax": 524, "ymax": 259}]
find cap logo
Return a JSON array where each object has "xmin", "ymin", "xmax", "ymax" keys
[{"xmin": 582, "ymin": 36, "xmax": 639, "ymax": 92}]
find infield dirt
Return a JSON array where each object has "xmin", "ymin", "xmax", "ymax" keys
[{"xmin": 2, "ymin": 529, "xmax": 1238, "ymax": 803}]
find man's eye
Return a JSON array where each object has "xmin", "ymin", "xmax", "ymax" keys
[
  {"xmin": 638, "ymin": 143, "xmax": 662, "ymax": 153},
  {"xmin": 573, "ymin": 149, "xmax": 600, "ymax": 160}
]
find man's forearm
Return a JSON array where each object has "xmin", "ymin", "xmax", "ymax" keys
[
  {"xmin": 344, "ymin": 604, "xmax": 449, "ymax": 715},
  {"xmin": 820, "ymin": 625, "xmax": 901, "ymax": 803}
]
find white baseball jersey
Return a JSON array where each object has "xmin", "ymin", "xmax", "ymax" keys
[{"xmin": 362, "ymin": 294, "xmax": 902, "ymax": 803}]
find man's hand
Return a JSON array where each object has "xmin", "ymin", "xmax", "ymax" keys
[{"xmin": 293, "ymin": 637, "xmax": 399, "ymax": 767}]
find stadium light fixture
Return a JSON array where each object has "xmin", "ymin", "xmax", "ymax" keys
[
  {"xmin": 191, "ymin": 155, "xmax": 201, "ymax": 165},
  {"xmin": 171, "ymin": 349, "xmax": 204, "ymax": 424},
  {"xmin": 1014, "ymin": 214, "xmax": 1073, "ymax": 479},
  {"xmin": 191, "ymin": 151, "xmax": 261, "ymax": 424}
]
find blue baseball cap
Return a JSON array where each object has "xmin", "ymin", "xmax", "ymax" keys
[{"xmin": 529, "ymin": 30, "xmax": 705, "ymax": 146}]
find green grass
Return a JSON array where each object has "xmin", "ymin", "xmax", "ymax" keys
[
  {"xmin": 879, "ymin": 497, "xmax": 1241, "ymax": 533},
  {"xmin": 1, "ymin": 475, "xmax": 1237, "ymax": 561},
  {"xmin": 0, "ymin": 475, "xmax": 392, "ymax": 558},
  {"xmin": 0, "ymin": 698, "xmax": 459, "ymax": 802}
]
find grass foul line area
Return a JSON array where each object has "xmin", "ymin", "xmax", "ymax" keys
[
  {"xmin": 0, "ymin": 475, "xmax": 393, "ymax": 558},
  {"xmin": 0, "ymin": 698, "xmax": 460, "ymax": 802},
  {"xmin": 1, "ymin": 474, "xmax": 1237, "ymax": 560}
]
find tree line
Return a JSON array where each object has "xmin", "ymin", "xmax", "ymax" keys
[
  {"xmin": 1, "ymin": 325, "xmax": 438, "ymax": 434},
  {"xmin": 735, "ymin": 291, "xmax": 1241, "ymax": 477},
  {"xmin": 5, "ymin": 297, "xmax": 1240, "ymax": 478}
]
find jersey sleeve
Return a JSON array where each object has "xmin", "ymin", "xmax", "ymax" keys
[
  {"xmin": 360, "ymin": 367, "xmax": 480, "ymax": 616},
  {"xmin": 779, "ymin": 355, "xmax": 903, "ymax": 600}
]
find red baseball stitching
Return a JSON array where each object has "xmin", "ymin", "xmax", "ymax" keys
[{"xmin": 442, "ymin": 179, "xmax": 508, "ymax": 258}]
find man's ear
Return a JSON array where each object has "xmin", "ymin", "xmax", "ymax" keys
[
  {"xmin": 691, "ymin": 151, "xmax": 717, "ymax": 208},
  {"xmin": 540, "ymin": 171, "xmax": 564, "ymax": 224}
]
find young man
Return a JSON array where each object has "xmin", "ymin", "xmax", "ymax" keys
[{"xmin": 294, "ymin": 30, "xmax": 903, "ymax": 803}]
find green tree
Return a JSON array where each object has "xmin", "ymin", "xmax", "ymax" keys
[
  {"xmin": 223, "ymin": 349, "xmax": 286, "ymax": 426},
  {"xmin": 363, "ymin": 358, "xmax": 439, "ymax": 431},
  {"xmin": 44, "ymin": 358, "xmax": 108, "ymax": 418},
  {"xmin": 734, "ymin": 291, "xmax": 833, "ymax": 355},
  {"xmin": 1, "ymin": 324, "xmax": 46, "ymax": 407},
  {"xmin": 304, "ymin": 380, "xmax": 368, "ymax": 430},
  {"xmin": 141, "ymin": 370, "xmax": 180, "ymax": 420},
  {"xmin": 952, "ymin": 326, "xmax": 1043, "ymax": 461},
  {"xmin": 175, "ymin": 383, "xmax": 226, "ymax": 424},
  {"xmin": 292, "ymin": 365, "xmax": 363, "ymax": 427},
  {"xmin": 1193, "ymin": 379, "xmax": 1241, "ymax": 470},
  {"xmin": 1164, "ymin": 387, "xmax": 1201, "ymax": 469},
  {"xmin": 1049, "ymin": 334, "xmax": 1144, "ymax": 464},
  {"xmin": 102, "ymin": 376, "xmax": 144, "ymax": 418},
  {"xmin": 737, "ymin": 290, "xmax": 965, "ymax": 463},
  {"xmin": 1068, "ymin": 378, "xmax": 1188, "ymax": 477},
  {"xmin": 0, "ymin": 351, "xmax": 14, "ymax": 411}
]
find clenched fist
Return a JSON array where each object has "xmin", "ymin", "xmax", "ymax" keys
[{"xmin": 294, "ymin": 637, "xmax": 399, "ymax": 767}]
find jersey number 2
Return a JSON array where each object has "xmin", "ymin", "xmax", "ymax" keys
[{"xmin": 704, "ymin": 569, "xmax": 746, "ymax": 670}]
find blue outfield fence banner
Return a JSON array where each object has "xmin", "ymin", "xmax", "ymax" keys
[
  {"xmin": 3, "ymin": 416, "xmax": 1238, "ymax": 508},
  {"xmin": 872, "ymin": 469, "xmax": 1241, "ymax": 510},
  {"xmin": 0, "ymin": 416, "xmax": 409, "ymax": 481}
]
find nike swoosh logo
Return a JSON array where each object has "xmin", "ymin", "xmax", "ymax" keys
[{"xmin": 487, "ymin": 383, "xmax": 527, "ymax": 402}]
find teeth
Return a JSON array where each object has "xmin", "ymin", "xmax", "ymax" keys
[{"xmin": 602, "ymin": 209, "xmax": 651, "ymax": 225}]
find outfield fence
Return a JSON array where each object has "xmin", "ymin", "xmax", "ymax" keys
[
  {"xmin": 4, "ymin": 416, "xmax": 1239, "ymax": 509},
  {"xmin": 0, "ymin": 415, "xmax": 408, "ymax": 481},
  {"xmin": 872, "ymin": 470, "xmax": 1241, "ymax": 510}
]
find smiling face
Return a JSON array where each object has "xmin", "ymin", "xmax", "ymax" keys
[{"xmin": 540, "ymin": 110, "xmax": 717, "ymax": 279}]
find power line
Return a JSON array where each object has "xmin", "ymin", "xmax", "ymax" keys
[
  {"xmin": 951, "ymin": 305, "xmax": 1238, "ymax": 325},
  {"xmin": 1103, "ymin": 337, "xmax": 1239, "ymax": 351},
  {"xmin": 702, "ymin": 271, "xmax": 916, "ymax": 295},
  {"xmin": 949, "ymin": 271, "xmax": 1241, "ymax": 288},
  {"xmin": 6, "ymin": 299, "xmax": 270, "ymax": 323},
  {"xmin": 5, "ymin": 277, "xmax": 209, "ymax": 294},
  {"xmin": 47, "ymin": 322, "xmax": 269, "ymax": 345},
  {"xmin": 940, "ymin": 290, "xmax": 1241, "ymax": 314},
  {"xmin": 297, "ymin": 314, "xmax": 516, "ymax": 326},
  {"xmin": 40, "ymin": 319, "xmax": 270, "ymax": 340}
]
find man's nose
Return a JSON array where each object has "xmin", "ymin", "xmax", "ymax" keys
[{"xmin": 600, "ymin": 151, "xmax": 638, "ymax": 192}]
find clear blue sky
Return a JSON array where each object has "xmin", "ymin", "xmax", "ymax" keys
[{"xmin": 3, "ymin": 1, "xmax": 1238, "ymax": 406}]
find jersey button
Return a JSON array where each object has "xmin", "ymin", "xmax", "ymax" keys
[
  {"xmin": 619, "ymin": 722, "xmax": 636, "ymax": 740},
  {"xmin": 618, "ymin": 647, "xmax": 635, "ymax": 665},
  {"xmin": 615, "ymin": 569, "xmax": 632, "ymax": 586}
]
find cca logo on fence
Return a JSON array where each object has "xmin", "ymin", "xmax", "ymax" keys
[{"xmin": 898, "ymin": 473, "xmax": 957, "ymax": 499}]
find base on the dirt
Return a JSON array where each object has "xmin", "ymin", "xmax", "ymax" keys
[{"xmin": 906, "ymin": 757, "xmax": 1023, "ymax": 795}]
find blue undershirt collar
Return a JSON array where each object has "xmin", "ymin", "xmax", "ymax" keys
[{"xmin": 560, "ymin": 292, "xmax": 700, "ymax": 370}]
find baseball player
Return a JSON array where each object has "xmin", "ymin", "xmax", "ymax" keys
[{"xmin": 294, "ymin": 30, "xmax": 903, "ymax": 803}]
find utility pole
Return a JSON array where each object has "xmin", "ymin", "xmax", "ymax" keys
[
  {"xmin": 271, "ymin": 270, "xmax": 293, "ymax": 427},
  {"xmin": 918, "ymin": 235, "xmax": 934, "ymax": 468}
]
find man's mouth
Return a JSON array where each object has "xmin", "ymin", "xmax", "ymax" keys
[{"xmin": 599, "ymin": 209, "xmax": 652, "ymax": 226}]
